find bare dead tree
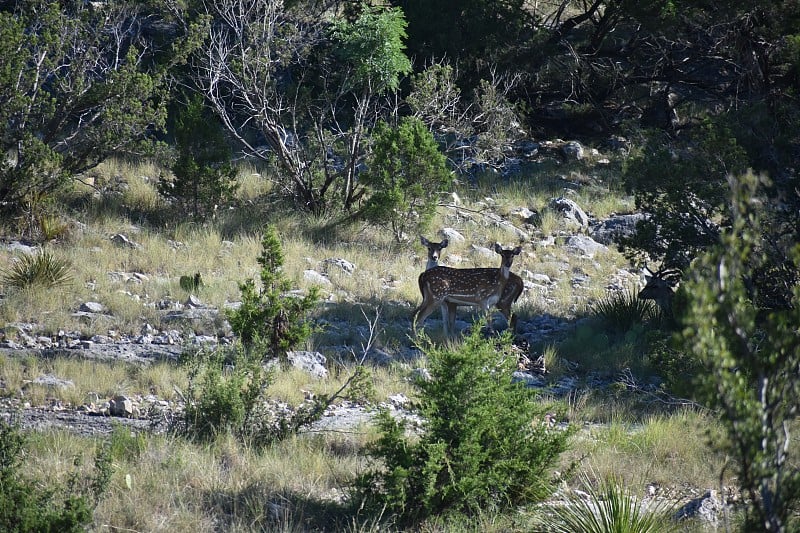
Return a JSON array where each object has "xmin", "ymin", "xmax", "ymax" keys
[{"xmin": 194, "ymin": 0, "xmax": 400, "ymax": 214}]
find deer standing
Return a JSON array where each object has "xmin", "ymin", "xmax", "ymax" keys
[
  {"xmin": 419, "ymin": 236, "xmax": 525, "ymax": 334},
  {"xmin": 413, "ymin": 243, "xmax": 523, "ymax": 337}
]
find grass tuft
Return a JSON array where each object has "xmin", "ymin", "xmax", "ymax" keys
[
  {"xmin": 539, "ymin": 473, "xmax": 680, "ymax": 533},
  {"xmin": 1, "ymin": 249, "xmax": 73, "ymax": 289},
  {"xmin": 593, "ymin": 289, "xmax": 656, "ymax": 332}
]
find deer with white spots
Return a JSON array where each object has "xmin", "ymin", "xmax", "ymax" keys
[{"xmin": 413, "ymin": 242, "xmax": 523, "ymax": 337}]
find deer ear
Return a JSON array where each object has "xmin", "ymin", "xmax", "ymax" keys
[
  {"xmin": 441, "ymin": 238, "xmax": 448, "ymax": 248},
  {"xmin": 420, "ymin": 236, "xmax": 429, "ymax": 246},
  {"xmin": 494, "ymin": 242, "xmax": 503, "ymax": 253},
  {"xmin": 513, "ymin": 246, "xmax": 522, "ymax": 255}
]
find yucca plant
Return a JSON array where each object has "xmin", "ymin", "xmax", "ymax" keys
[
  {"xmin": 38, "ymin": 214, "xmax": 69, "ymax": 242},
  {"xmin": 593, "ymin": 290, "xmax": 656, "ymax": 332},
  {"xmin": 539, "ymin": 474, "xmax": 680, "ymax": 533},
  {"xmin": 0, "ymin": 250, "xmax": 73, "ymax": 289}
]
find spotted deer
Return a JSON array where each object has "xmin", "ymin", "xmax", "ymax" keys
[
  {"xmin": 419, "ymin": 236, "xmax": 525, "ymax": 333},
  {"xmin": 638, "ymin": 265, "xmax": 681, "ymax": 316},
  {"xmin": 413, "ymin": 243, "xmax": 523, "ymax": 336}
]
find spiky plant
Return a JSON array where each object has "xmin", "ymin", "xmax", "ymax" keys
[
  {"xmin": 593, "ymin": 290, "xmax": 656, "ymax": 332},
  {"xmin": 1, "ymin": 250, "xmax": 73, "ymax": 289},
  {"xmin": 539, "ymin": 474, "xmax": 679, "ymax": 533}
]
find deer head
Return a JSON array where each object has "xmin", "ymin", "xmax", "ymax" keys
[
  {"xmin": 638, "ymin": 265, "xmax": 681, "ymax": 314},
  {"xmin": 420, "ymin": 235, "xmax": 449, "ymax": 270}
]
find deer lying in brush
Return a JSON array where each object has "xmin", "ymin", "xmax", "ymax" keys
[
  {"xmin": 413, "ymin": 241, "xmax": 523, "ymax": 337},
  {"xmin": 638, "ymin": 265, "xmax": 681, "ymax": 317}
]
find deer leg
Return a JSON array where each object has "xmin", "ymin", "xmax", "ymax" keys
[
  {"xmin": 412, "ymin": 296, "xmax": 441, "ymax": 334},
  {"xmin": 445, "ymin": 302, "xmax": 458, "ymax": 337}
]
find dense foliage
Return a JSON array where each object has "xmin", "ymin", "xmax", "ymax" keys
[
  {"xmin": 0, "ymin": 420, "xmax": 111, "ymax": 532},
  {"xmin": 356, "ymin": 327, "xmax": 571, "ymax": 525},
  {"xmin": 0, "ymin": 0, "xmax": 205, "ymax": 231},
  {"xmin": 680, "ymin": 172, "xmax": 800, "ymax": 532},
  {"xmin": 159, "ymin": 94, "xmax": 238, "ymax": 219},
  {"xmin": 359, "ymin": 116, "xmax": 453, "ymax": 241}
]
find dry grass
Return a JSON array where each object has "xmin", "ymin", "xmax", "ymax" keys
[
  {"xmin": 561, "ymin": 409, "xmax": 731, "ymax": 499},
  {"xmin": 0, "ymin": 159, "xmax": 736, "ymax": 531}
]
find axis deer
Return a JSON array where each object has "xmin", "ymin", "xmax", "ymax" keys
[
  {"xmin": 413, "ymin": 243, "xmax": 523, "ymax": 336},
  {"xmin": 419, "ymin": 236, "xmax": 526, "ymax": 333},
  {"xmin": 638, "ymin": 265, "xmax": 681, "ymax": 316},
  {"xmin": 420, "ymin": 235, "xmax": 449, "ymax": 270}
]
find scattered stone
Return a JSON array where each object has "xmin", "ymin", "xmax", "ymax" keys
[
  {"xmin": 79, "ymin": 301, "xmax": 105, "ymax": 314},
  {"xmin": 31, "ymin": 374, "xmax": 75, "ymax": 389},
  {"xmin": 549, "ymin": 197, "xmax": 589, "ymax": 230},
  {"xmin": 109, "ymin": 395, "xmax": 135, "ymax": 417},
  {"xmin": 470, "ymin": 244, "xmax": 496, "ymax": 259},
  {"xmin": 675, "ymin": 490, "xmax": 728, "ymax": 527},
  {"xmin": 591, "ymin": 213, "xmax": 647, "ymax": 245},
  {"xmin": 110, "ymin": 233, "xmax": 140, "ymax": 249},
  {"xmin": 388, "ymin": 393, "xmax": 409, "ymax": 407},
  {"xmin": 565, "ymin": 234, "xmax": 608, "ymax": 258},
  {"xmin": 5, "ymin": 241, "xmax": 38, "ymax": 254},
  {"xmin": 447, "ymin": 192, "xmax": 462, "ymax": 206},
  {"xmin": 411, "ymin": 367, "xmax": 432, "ymax": 382},
  {"xmin": 510, "ymin": 207, "xmax": 540, "ymax": 225},
  {"xmin": 561, "ymin": 140, "xmax": 584, "ymax": 160},
  {"xmin": 287, "ymin": 351, "xmax": 328, "ymax": 378},
  {"xmin": 184, "ymin": 294, "xmax": 204, "ymax": 308},
  {"xmin": 322, "ymin": 258, "xmax": 356, "ymax": 274},
  {"xmin": 303, "ymin": 270, "xmax": 332, "ymax": 286},
  {"xmin": 523, "ymin": 271, "xmax": 552, "ymax": 284},
  {"xmin": 441, "ymin": 227, "xmax": 465, "ymax": 244}
]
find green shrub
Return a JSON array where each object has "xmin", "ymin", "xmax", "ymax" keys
[
  {"xmin": 1, "ymin": 250, "xmax": 73, "ymax": 290},
  {"xmin": 179, "ymin": 346, "xmax": 268, "ymax": 442},
  {"xmin": 356, "ymin": 325, "xmax": 572, "ymax": 525},
  {"xmin": 0, "ymin": 419, "xmax": 110, "ymax": 532},
  {"xmin": 178, "ymin": 345, "xmax": 332, "ymax": 446},
  {"xmin": 159, "ymin": 94, "xmax": 238, "ymax": 220},
  {"xmin": 679, "ymin": 172, "xmax": 800, "ymax": 531},
  {"xmin": 644, "ymin": 331, "xmax": 702, "ymax": 400},
  {"xmin": 537, "ymin": 474, "xmax": 679, "ymax": 533},
  {"xmin": 359, "ymin": 117, "xmax": 453, "ymax": 242},
  {"xmin": 226, "ymin": 225, "xmax": 320, "ymax": 361}
]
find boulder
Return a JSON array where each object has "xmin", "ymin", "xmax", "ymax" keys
[
  {"xmin": 287, "ymin": 351, "xmax": 328, "ymax": 378},
  {"xmin": 566, "ymin": 235, "xmax": 608, "ymax": 258},
  {"xmin": 549, "ymin": 197, "xmax": 589, "ymax": 230},
  {"xmin": 591, "ymin": 213, "xmax": 647, "ymax": 245}
]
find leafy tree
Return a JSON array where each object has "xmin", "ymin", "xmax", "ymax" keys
[
  {"xmin": 331, "ymin": 4, "xmax": 411, "ymax": 94},
  {"xmin": 196, "ymin": 1, "xmax": 410, "ymax": 214},
  {"xmin": 226, "ymin": 225, "xmax": 320, "ymax": 361},
  {"xmin": 680, "ymin": 171, "xmax": 800, "ymax": 532},
  {"xmin": 621, "ymin": 119, "xmax": 749, "ymax": 271},
  {"xmin": 0, "ymin": 1, "xmax": 206, "ymax": 233},
  {"xmin": 408, "ymin": 61, "xmax": 527, "ymax": 173},
  {"xmin": 359, "ymin": 117, "xmax": 453, "ymax": 242},
  {"xmin": 159, "ymin": 94, "xmax": 238, "ymax": 219},
  {"xmin": 356, "ymin": 326, "xmax": 571, "ymax": 525}
]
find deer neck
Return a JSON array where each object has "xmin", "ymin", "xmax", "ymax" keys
[{"xmin": 425, "ymin": 258, "xmax": 439, "ymax": 270}]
